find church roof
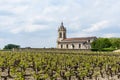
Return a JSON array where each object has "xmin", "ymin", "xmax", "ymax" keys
[{"xmin": 61, "ymin": 37, "xmax": 97, "ymax": 42}]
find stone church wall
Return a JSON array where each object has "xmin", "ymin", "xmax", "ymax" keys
[{"xmin": 57, "ymin": 42, "xmax": 91, "ymax": 49}]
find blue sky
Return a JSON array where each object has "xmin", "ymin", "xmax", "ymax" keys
[{"xmin": 0, "ymin": 0, "xmax": 120, "ymax": 48}]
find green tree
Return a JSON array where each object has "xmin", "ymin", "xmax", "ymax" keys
[
  {"xmin": 4, "ymin": 44, "xmax": 20, "ymax": 50},
  {"xmin": 111, "ymin": 38, "xmax": 120, "ymax": 49},
  {"xmin": 91, "ymin": 38, "xmax": 112, "ymax": 51},
  {"xmin": 103, "ymin": 38, "xmax": 112, "ymax": 48}
]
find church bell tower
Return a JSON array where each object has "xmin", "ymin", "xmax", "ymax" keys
[{"xmin": 57, "ymin": 22, "xmax": 66, "ymax": 42}]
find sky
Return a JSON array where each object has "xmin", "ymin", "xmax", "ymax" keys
[{"xmin": 0, "ymin": 0, "xmax": 120, "ymax": 48}]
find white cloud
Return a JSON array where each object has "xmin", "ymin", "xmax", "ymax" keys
[
  {"xmin": 0, "ymin": 38, "xmax": 4, "ymax": 42},
  {"xmin": 103, "ymin": 33, "xmax": 120, "ymax": 38},
  {"xmin": 11, "ymin": 6, "xmax": 29, "ymax": 14},
  {"xmin": 83, "ymin": 20, "xmax": 110, "ymax": 32},
  {"xmin": 10, "ymin": 24, "xmax": 49, "ymax": 34},
  {"xmin": 0, "ymin": 0, "xmax": 29, "ymax": 5},
  {"xmin": 70, "ymin": 32, "xmax": 95, "ymax": 38}
]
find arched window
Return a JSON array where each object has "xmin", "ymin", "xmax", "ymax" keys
[
  {"xmin": 59, "ymin": 33, "xmax": 62, "ymax": 38},
  {"xmin": 66, "ymin": 44, "xmax": 68, "ymax": 49},
  {"xmin": 64, "ymin": 33, "xmax": 66, "ymax": 38},
  {"xmin": 79, "ymin": 44, "xmax": 81, "ymax": 48},
  {"xmin": 61, "ymin": 44, "xmax": 63, "ymax": 49},
  {"xmin": 72, "ymin": 44, "xmax": 74, "ymax": 49}
]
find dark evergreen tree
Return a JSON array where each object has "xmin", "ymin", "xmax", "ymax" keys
[{"xmin": 4, "ymin": 44, "xmax": 20, "ymax": 50}]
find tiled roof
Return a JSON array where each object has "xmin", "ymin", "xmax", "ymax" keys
[{"xmin": 61, "ymin": 37, "xmax": 96, "ymax": 42}]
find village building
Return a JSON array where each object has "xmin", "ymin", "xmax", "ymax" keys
[{"xmin": 57, "ymin": 22, "xmax": 97, "ymax": 49}]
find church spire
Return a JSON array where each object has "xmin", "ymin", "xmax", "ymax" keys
[
  {"xmin": 59, "ymin": 22, "xmax": 66, "ymax": 31},
  {"xmin": 61, "ymin": 22, "xmax": 63, "ymax": 27},
  {"xmin": 60, "ymin": 22, "xmax": 64, "ymax": 28}
]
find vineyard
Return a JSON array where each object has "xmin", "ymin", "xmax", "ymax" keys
[{"xmin": 0, "ymin": 50, "xmax": 120, "ymax": 80}]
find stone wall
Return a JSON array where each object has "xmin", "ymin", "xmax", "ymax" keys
[{"xmin": 57, "ymin": 42, "xmax": 91, "ymax": 49}]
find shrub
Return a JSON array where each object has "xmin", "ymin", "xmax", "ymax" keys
[{"xmin": 101, "ymin": 48, "xmax": 116, "ymax": 51}]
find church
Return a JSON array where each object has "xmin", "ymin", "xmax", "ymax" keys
[{"xmin": 57, "ymin": 22, "xmax": 97, "ymax": 49}]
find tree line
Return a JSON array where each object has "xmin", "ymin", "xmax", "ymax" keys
[{"xmin": 91, "ymin": 38, "xmax": 120, "ymax": 51}]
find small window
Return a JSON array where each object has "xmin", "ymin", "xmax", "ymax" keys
[
  {"xmin": 64, "ymin": 33, "xmax": 66, "ymax": 38},
  {"xmin": 79, "ymin": 44, "xmax": 81, "ymax": 48},
  {"xmin": 61, "ymin": 44, "xmax": 63, "ymax": 49},
  {"xmin": 59, "ymin": 33, "xmax": 62, "ymax": 38},
  {"xmin": 66, "ymin": 44, "xmax": 68, "ymax": 49},
  {"xmin": 88, "ymin": 40, "xmax": 90, "ymax": 42},
  {"xmin": 72, "ymin": 44, "xmax": 74, "ymax": 49}
]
